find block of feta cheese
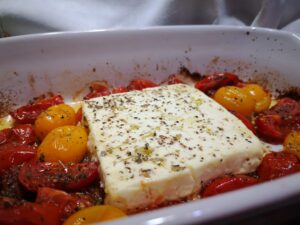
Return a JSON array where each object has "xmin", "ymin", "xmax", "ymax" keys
[{"xmin": 83, "ymin": 84, "xmax": 263, "ymax": 213}]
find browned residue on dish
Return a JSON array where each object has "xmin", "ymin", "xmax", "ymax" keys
[
  {"xmin": 0, "ymin": 91, "xmax": 16, "ymax": 117},
  {"xmin": 28, "ymin": 74, "xmax": 36, "ymax": 92}
]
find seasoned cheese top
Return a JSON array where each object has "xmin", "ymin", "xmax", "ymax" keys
[{"xmin": 83, "ymin": 84, "xmax": 263, "ymax": 212}]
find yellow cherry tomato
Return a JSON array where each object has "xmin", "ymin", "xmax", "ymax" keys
[
  {"xmin": 242, "ymin": 84, "xmax": 271, "ymax": 112},
  {"xmin": 34, "ymin": 104, "xmax": 76, "ymax": 140},
  {"xmin": 284, "ymin": 131, "xmax": 300, "ymax": 159},
  {"xmin": 63, "ymin": 205, "xmax": 127, "ymax": 225},
  {"xmin": 213, "ymin": 86, "xmax": 255, "ymax": 117},
  {"xmin": 37, "ymin": 125, "xmax": 87, "ymax": 163}
]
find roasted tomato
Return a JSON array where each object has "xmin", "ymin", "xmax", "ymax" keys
[
  {"xmin": 202, "ymin": 175, "xmax": 258, "ymax": 197},
  {"xmin": 10, "ymin": 95, "xmax": 64, "ymax": 124},
  {"xmin": 34, "ymin": 104, "xmax": 76, "ymax": 140},
  {"xmin": 284, "ymin": 131, "xmax": 300, "ymax": 159},
  {"xmin": 230, "ymin": 111, "xmax": 256, "ymax": 134},
  {"xmin": 0, "ymin": 143, "xmax": 36, "ymax": 174},
  {"xmin": 36, "ymin": 187, "xmax": 93, "ymax": 221},
  {"xmin": 255, "ymin": 98, "xmax": 300, "ymax": 143},
  {"xmin": 37, "ymin": 125, "xmax": 88, "ymax": 163},
  {"xmin": 0, "ymin": 199, "xmax": 61, "ymax": 225},
  {"xmin": 195, "ymin": 73, "xmax": 240, "ymax": 94},
  {"xmin": 111, "ymin": 87, "xmax": 128, "ymax": 94},
  {"xmin": 257, "ymin": 152, "xmax": 300, "ymax": 181},
  {"xmin": 18, "ymin": 161, "xmax": 99, "ymax": 192},
  {"xmin": 0, "ymin": 124, "xmax": 36, "ymax": 145},
  {"xmin": 242, "ymin": 84, "xmax": 271, "ymax": 112},
  {"xmin": 0, "ymin": 166, "xmax": 24, "ymax": 199},
  {"xmin": 83, "ymin": 81, "xmax": 110, "ymax": 100},
  {"xmin": 63, "ymin": 205, "xmax": 126, "ymax": 225},
  {"xmin": 214, "ymin": 86, "xmax": 256, "ymax": 117},
  {"xmin": 128, "ymin": 79, "xmax": 158, "ymax": 90}
]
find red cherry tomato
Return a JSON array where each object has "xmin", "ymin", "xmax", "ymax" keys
[
  {"xmin": 0, "ymin": 124, "xmax": 36, "ymax": 145},
  {"xmin": 1, "ymin": 166, "xmax": 24, "ymax": 200},
  {"xmin": 111, "ymin": 87, "xmax": 128, "ymax": 94},
  {"xmin": 83, "ymin": 81, "xmax": 111, "ymax": 100},
  {"xmin": 255, "ymin": 98, "xmax": 300, "ymax": 143},
  {"xmin": 195, "ymin": 73, "xmax": 240, "ymax": 93},
  {"xmin": 10, "ymin": 95, "xmax": 64, "ymax": 124},
  {"xmin": 0, "ymin": 199, "xmax": 60, "ymax": 225},
  {"xmin": 36, "ymin": 187, "xmax": 92, "ymax": 221},
  {"xmin": 0, "ymin": 143, "xmax": 36, "ymax": 174},
  {"xmin": 202, "ymin": 175, "xmax": 258, "ymax": 197},
  {"xmin": 18, "ymin": 162, "xmax": 99, "ymax": 192},
  {"xmin": 128, "ymin": 79, "xmax": 158, "ymax": 90},
  {"xmin": 230, "ymin": 111, "xmax": 256, "ymax": 134},
  {"xmin": 257, "ymin": 152, "xmax": 300, "ymax": 181},
  {"xmin": 0, "ymin": 128, "xmax": 12, "ymax": 144}
]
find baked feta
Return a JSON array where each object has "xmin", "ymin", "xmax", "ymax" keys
[{"xmin": 83, "ymin": 84, "xmax": 263, "ymax": 213}]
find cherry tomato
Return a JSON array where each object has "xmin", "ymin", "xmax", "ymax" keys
[
  {"xmin": 255, "ymin": 115, "xmax": 283, "ymax": 143},
  {"xmin": 255, "ymin": 98, "xmax": 300, "ymax": 143},
  {"xmin": 18, "ymin": 161, "xmax": 99, "ymax": 192},
  {"xmin": 195, "ymin": 73, "xmax": 240, "ymax": 93},
  {"xmin": 63, "ymin": 205, "xmax": 126, "ymax": 225},
  {"xmin": 36, "ymin": 187, "xmax": 92, "ymax": 221},
  {"xmin": 1, "ymin": 166, "xmax": 24, "ymax": 200},
  {"xmin": 10, "ymin": 95, "xmax": 64, "ymax": 124},
  {"xmin": 111, "ymin": 87, "xmax": 128, "ymax": 94},
  {"xmin": 128, "ymin": 79, "xmax": 158, "ymax": 90},
  {"xmin": 0, "ymin": 200, "xmax": 61, "ymax": 225},
  {"xmin": 0, "ymin": 196, "xmax": 24, "ymax": 208},
  {"xmin": 230, "ymin": 111, "xmax": 256, "ymax": 134},
  {"xmin": 0, "ymin": 124, "xmax": 36, "ymax": 145},
  {"xmin": 37, "ymin": 125, "xmax": 87, "ymax": 163},
  {"xmin": 34, "ymin": 104, "xmax": 76, "ymax": 140},
  {"xmin": 257, "ymin": 152, "xmax": 300, "ymax": 181},
  {"xmin": 214, "ymin": 86, "xmax": 256, "ymax": 117},
  {"xmin": 166, "ymin": 74, "xmax": 184, "ymax": 85},
  {"xmin": 0, "ymin": 143, "xmax": 36, "ymax": 174},
  {"xmin": 202, "ymin": 175, "xmax": 258, "ymax": 197},
  {"xmin": 83, "ymin": 81, "xmax": 110, "ymax": 100},
  {"xmin": 242, "ymin": 84, "xmax": 271, "ymax": 112},
  {"xmin": 0, "ymin": 128, "xmax": 12, "ymax": 144},
  {"xmin": 284, "ymin": 131, "xmax": 300, "ymax": 159}
]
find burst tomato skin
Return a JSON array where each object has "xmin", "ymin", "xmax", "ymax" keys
[
  {"xmin": 111, "ymin": 87, "xmax": 128, "ymax": 94},
  {"xmin": 18, "ymin": 162, "xmax": 99, "ymax": 192},
  {"xmin": 0, "ymin": 200, "xmax": 61, "ymax": 225},
  {"xmin": 202, "ymin": 175, "xmax": 258, "ymax": 197},
  {"xmin": 11, "ymin": 95, "xmax": 64, "ymax": 124},
  {"xmin": 83, "ymin": 82, "xmax": 110, "ymax": 100},
  {"xmin": 195, "ymin": 73, "xmax": 240, "ymax": 93},
  {"xmin": 257, "ymin": 152, "xmax": 300, "ymax": 181},
  {"xmin": 36, "ymin": 187, "xmax": 92, "ymax": 221},
  {"xmin": 0, "ymin": 143, "xmax": 36, "ymax": 174},
  {"xmin": 255, "ymin": 98, "xmax": 300, "ymax": 143},
  {"xmin": 128, "ymin": 79, "xmax": 158, "ymax": 90},
  {"xmin": 0, "ymin": 124, "xmax": 36, "ymax": 145}
]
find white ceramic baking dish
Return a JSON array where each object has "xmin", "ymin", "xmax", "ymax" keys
[{"xmin": 0, "ymin": 26, "xmax": 299, "ymax": 225}]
